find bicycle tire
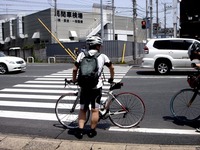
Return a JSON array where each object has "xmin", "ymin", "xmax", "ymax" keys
[
  {"xmin": 55, "ymin": 93, "xmax": 90, "ymax": 129},
  {"xmin": 170, "ymin": 88, "xmax": 200, "ymax": 122},
  {"xmin": 109, "ymin": 92, "xmax": 145, "ymax": 128}
]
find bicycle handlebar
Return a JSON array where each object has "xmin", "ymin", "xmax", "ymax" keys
[
  {"xmin": 109, "ymin": 82, "xmax": 123, "ymax": 91},
  {"xmin": 64, "ymin": 78, "xmax": 77, "ymax": 87},
  {"xmin": 64, "ymin": 78, "xmax": 123, "ymax": 91}
]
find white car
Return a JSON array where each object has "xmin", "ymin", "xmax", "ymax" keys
[
  {"xmin": 0, "ymin": 51, "xmax": 26, "ymax": 74},
  {"xmin": 141, "ymin": 38, "xmax": 200, "ymax": 74}
]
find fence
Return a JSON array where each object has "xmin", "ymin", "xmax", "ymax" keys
[{"xmin": 46, "ymin": 40, "xmax": 145, "ymax": 64}]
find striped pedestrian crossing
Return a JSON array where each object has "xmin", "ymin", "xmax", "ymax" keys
[{"xmin": 0, "ymin": 66, "xmax": 132, "ymax": 122}]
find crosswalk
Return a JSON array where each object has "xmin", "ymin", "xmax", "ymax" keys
[{"xmin": 0, "ymin": 66, "xmax": 132, "ymax": 122}]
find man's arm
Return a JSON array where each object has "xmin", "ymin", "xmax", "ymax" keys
[
  {"xmin": 108, "ymin": 63, "xmax": 114, "ymax": 80},
  {"xmin": 72, "ymin": 62, "xmax": 79, "ymax": 82}
]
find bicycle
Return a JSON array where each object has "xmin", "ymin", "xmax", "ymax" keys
[
  {"xmin": 170, "ymin": 64, "xmax": 200, "ymax": 122},
  {"xmin": 55, "ymin": 78, "xmax": 145, "ymax": 129}
]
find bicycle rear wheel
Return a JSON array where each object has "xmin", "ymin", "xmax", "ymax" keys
[
  {"xmin": 109, "ymin": 92, "xmax": 145, "ymax": 128},
  {"xmin": 170, "ymin": 88, "xmax": 200, "ymax": 122},
  {"xmin": 55, "ymin": 93, "xmax": 90, "ymax": 129}
]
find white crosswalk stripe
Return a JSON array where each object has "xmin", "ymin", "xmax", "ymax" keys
[{"xmin": 0, "ymin": 66, "xmax": 132, "ymax": 121}]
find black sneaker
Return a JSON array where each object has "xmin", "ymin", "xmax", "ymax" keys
[
  {"xmin": 75, "ymin": 128, "xmax": 84, "ymax": 139},
  {"xmin": 88, "ymin": 129, "xmax": 97, "ymax": 138}
]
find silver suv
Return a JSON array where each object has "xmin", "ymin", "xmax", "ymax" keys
[{"xmin": 141, "ymin": 38, "xmax": 200, "ymax": 74}]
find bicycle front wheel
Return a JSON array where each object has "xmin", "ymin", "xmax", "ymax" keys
[
  {"xmin": 170, "ymin": 88, "xmax": 200, "ymax": 122},
  {"xmin": 55, "ymin": 93, "xmax": 90, "ymax": 129},
  {"xmin": 109, "ymin": 92, "xmax": 145, "ymax": 128}
]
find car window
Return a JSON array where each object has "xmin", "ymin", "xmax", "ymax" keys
[
  {"xmin": 153, "ymin": 40, "xmax": 171, "ymax": 49},
  {"xmin": 170, "ymin": 40, "xmax": 193, "ymax": 50},
  {"xmin": 153, "ymin": 40, "xmax": 194, "ymax": 50},
  {"xmin": 170, "ymin": 40, "xmax": 185, "ymax": 50},
  {"xmin": 184, "ymin": 40, "xmax": 193, "ymax": 49}
]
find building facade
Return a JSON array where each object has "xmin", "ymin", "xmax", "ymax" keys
[{"xmin": 0, "ymin": 4, "xmax": 146, "ymax": 52}]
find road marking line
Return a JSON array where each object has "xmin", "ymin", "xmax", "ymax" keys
[
  {"xmin": 13, "ymin": 84, "xmax": 111, "ymax": 89},
  {"xmin": 0, "ymin": 93, "xmax": 60, "ymax": 99},
  {"xmin": 0, "ymin": 101, "xmax": 56, "ymax": 108},
  {"xmin": 13, "ymin": 84, "xmax": 69, "ymax": 88},
  {"xmin": 0, "ymin": 93, "xmax": 107, "ymax": 101},
  {"xmin": 1, "ymin": 88, "xmax": 74, "ymax": 93},
  {"xmin": 124, "ymin": 76, "xmax": 186, "ymax": 79},
  {"xmin": 109, "ymin": 127, "xmax": 199, "ymax": 135},
  {"xmin": 0, "ymin": 110, "xmax": 57, "ymax": 121},
  {"xmin": 25, "ymin": 81, "xmax": 64, "ymax": 84}
]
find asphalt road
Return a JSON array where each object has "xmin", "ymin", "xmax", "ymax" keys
[{"xmin": 0, "ymin": 63, "xmax": 199, "ymax": 145}]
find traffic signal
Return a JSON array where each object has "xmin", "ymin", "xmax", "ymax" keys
[{"xmin": 141, "ymin": 20, "xmax": 146, "ymax": 29}]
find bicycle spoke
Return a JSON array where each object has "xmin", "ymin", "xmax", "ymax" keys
[
  {"xmin": 170, "ymin": 89, "xmax": 200, "ymax": 122},
  {"xmin": 109, "ymin": 92, "xmax": 145, "ymax": 128},
  {"xmin": 55, "ymin": 93, "xmax": 90, "ymax": 129}
]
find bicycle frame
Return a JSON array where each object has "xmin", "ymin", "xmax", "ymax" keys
[
  {"xmin": 64, "ymin": 79, "xmax": 81, "ymax": 113},
  {"xmin": 102, "ymin": 90, "xmax": 128, "ymax": 114},
  {"xmin": 187, "ymin": 67, "xmax": 200, "ymax": 107},
  {"xmin": 187, "ymin": 89, "xmax": 198, "ymax": 107},
  {"xmin": 56, "ymin": 78, "xmax": 145, "ymax": 128}
]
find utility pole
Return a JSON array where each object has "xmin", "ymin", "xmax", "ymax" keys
[
  {"xmin": 54, "ymin": 0, "xmax": 58, "ymax": 42},
  {"xmin": 100, "ymin": 0, "xmax": 104, "ymax": 40},
  {"xmin": 149, "ymin": 0, "xmax": 153, "ymax": 38},
  {"xmin": 146, "ymin": 0, "xmax": 149, "ymax": 40},
  {"xmin": 112, "ymin": 0, "xmax": 115, "ymax": 40},
  {"xmin": 164, "ymin": 3, "xmax": 167, "ymax": 37},
  {"xmin": 156, "ymin": 0, "xmax": 159, "ymax": 38},
  {"xmin": 173, "ymin": 0, "xmax": 178, "ymax": 37},
  {"xmin": 132, "ymin": 0, "xmax": 137, "ymax": 60},
  {"xmin": 164, "ymin": 3, "xmax": 172, "ymax": 37}
]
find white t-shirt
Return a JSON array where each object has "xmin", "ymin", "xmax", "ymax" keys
[{"xmin": 76, "ymin": 49, "xmax": 111, "ymax": 89}]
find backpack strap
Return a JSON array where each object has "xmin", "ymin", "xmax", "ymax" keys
[
  {"xmin": 83, "ymin": 51, "xmax": 101, "ymax": 58},
  {"xmin": 83, "ymin": 51, "xmax": 89, "ymax": 57},
  {"xmin": 94, "ymin": 52, "xmax": 101, "ymax": 58}
]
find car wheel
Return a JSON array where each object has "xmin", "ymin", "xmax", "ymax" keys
[
  {"xmin": 155, "ymin": 61, "xmax": 170, "ymax": 75},
  {"xmin": 0, "ymin": 63, "xmax": 8, "ymax": 74}
]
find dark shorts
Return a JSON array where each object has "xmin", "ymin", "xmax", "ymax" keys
[{"xmin": 80, "ymin": 87, "xmax": 102, "ymax": 110}]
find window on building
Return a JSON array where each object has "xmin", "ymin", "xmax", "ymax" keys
[
  {"xmin": 2, "ymin": 23, "xmax": 4, "ymax": 40},
  {"xmin": 67, "ymin": 12, "xmax": 71, "ymax": 17},
  {"xmin": 12, "ymin": 20, "xmax": 15, "ymax": 36},
  {"xmin": 64, "ymin": 19, "xmax": 69, "ymax": 23},
  {"xmin": 61, "ymin": 11, "xmax": 66, "ymax": 17},
  {"xmin": 73, "ymin": 12, "xmax": 77, "ymax": 18},
  {"xmin": 57, "ymin": 10, "xmax": 60, "ymax": 17},
  {"xmin": 78, "ymin": 13, "xmax": 83, "ymax": 19},
  {"xmin": 22, "ymin": 17, "xmax": 25, "ymax": 34}
]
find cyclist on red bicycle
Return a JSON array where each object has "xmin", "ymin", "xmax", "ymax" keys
[{"xmin": 188, "ymin": 41, "xmax": 200, "ymax": 132}]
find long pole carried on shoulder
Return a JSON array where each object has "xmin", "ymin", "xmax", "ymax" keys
[{"xmin": 38, "ymin": 18, "xmax": 77, "ymax": 61}]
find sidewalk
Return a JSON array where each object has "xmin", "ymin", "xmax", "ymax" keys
[{"xmin": 0, "ymin": 133, "xmax": 198, "ymax": 150}]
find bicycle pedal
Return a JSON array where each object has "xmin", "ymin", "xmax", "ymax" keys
[
  {"xmin": 102, "ymin": 113, "xmax": 109, "ymax": 119},
  {"xmin": 99, "ymin": 109, "xmax": 107, "ymax": 115},
  {"xmin": 99, "ymin": 110, "xmax": 109, "ymax": 119}
]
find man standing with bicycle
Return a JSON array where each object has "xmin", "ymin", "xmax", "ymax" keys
[{"xmin": 72, "ymin": 36, "xmax": 114, "ymax": 139}]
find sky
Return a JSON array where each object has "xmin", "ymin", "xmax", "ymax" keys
[{"xmin": 0, "ymin": 0, "xmax": 174, "ymax": 27}]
